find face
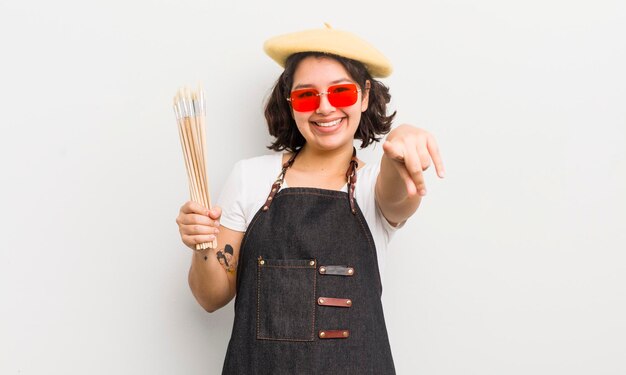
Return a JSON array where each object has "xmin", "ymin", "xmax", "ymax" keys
[{"xmin": 290, "ymin": 56, "xmax": 369, "ymax": 153}]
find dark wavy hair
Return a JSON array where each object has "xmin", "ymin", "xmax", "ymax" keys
[{"xmin": 264, "ymin": 52, "xmax": 396, "ymax": 152}]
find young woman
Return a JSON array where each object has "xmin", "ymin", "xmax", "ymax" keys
[{"xmin": 176, "ymin": 24, "xmax": 444, "ymax": 374}]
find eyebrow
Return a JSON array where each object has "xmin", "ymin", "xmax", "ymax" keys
[{"xmin": 292, "ymin": 78, "xmax": 353, "ymax": 90}]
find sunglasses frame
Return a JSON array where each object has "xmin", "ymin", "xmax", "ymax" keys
[{"xmin": 287, "ymin": 83, "xmax": 362, "ymax": 112}]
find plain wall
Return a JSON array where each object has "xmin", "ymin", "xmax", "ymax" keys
[{"xmin": 1, "ymin": 0, "xmax": 625, "ymax": 373}]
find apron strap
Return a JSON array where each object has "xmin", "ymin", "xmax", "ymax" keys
[
  {"xmin": 345, "ymin": 147, "xmax": 358, "ymax": 215},
  {"xmin": 262, "ymin": 150, "xmax": 299, "ymax": 212}
]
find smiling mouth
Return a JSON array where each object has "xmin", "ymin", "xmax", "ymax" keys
[{"xmin": 314, "ymin": 118, "xmax": 343, "ymax": 127}]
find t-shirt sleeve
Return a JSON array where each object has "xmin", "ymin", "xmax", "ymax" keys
[{"xmin": 216, "ymin": 160, "xmax": 247, "ymax": 232}]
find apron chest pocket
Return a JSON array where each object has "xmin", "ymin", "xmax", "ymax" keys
[{"xmin": 256, "ymin": 257, "xmax": 317, "ymax": 341}]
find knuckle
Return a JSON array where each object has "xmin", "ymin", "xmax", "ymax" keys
[
  {"xmin": 183, "ymin": 215, "xmax": 193, "ymax": 226},
  {"xmin": 410, "ymin": 164, "xmax": 422, "ymax": 174}
]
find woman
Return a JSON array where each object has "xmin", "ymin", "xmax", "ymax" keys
[{"xmin": 176, "ymin": 24, "xmax": 445, "ymax": 374}]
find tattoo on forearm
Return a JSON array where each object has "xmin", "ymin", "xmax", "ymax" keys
[{"xmin": 216, "ymin": 244, "xmax": 237, "ymax": 273}]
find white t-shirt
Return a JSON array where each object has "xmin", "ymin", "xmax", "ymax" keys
[{"xmin": 217, "ymin": 153, "xmax": 400, "ymax": 281}]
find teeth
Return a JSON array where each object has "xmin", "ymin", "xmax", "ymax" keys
[{"xmin": 315, "ymin": 118, "xmax": 342, "ymax": 127}]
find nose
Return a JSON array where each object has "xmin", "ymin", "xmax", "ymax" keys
[{"xmin": 316, "ymin": 92, "xmax": 336, "ymax": 115}]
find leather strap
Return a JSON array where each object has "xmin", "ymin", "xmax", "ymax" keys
[
  {"xmin": 262, "ymin": 151, "xmax": 299, "ymax": 211},
  {"xmin": 318, "ymin": 330, "xmax": 350, "ymax": 339},
  {"xmin": 317, "ymin": 297, "xmax": 352, "ymax": 308},
  {"xmin": 345, "ymin": 147, "xmax": 358, "ymax": 215},
  {"xmin": 318, "ymin": 265, "xmax": 355, "ymax": 276}
]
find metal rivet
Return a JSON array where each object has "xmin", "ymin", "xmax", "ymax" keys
[
  {"xmin": 346, "ymin": 300, "xmax": 352, "ymax": 306},
  {"xmin": 271, "ymin": 188, "xmax": 276, "ymax": 192},
  {"xmin": 343, "ymin": 331, "xmax": 348, "ymax": 337},
  {"xmin": 262, "ymin": 206, "xmax": 268, "ymax": 211},
  {"xmin": 318, "ymin": 298, "xmax": 325, "ymax": 304},
  {"xmin": 309, "ymin": 260, "xmax": 315, "ymax": 266},
  {"xmin": 319, "ymin": 267, "xmax": 326, "ymax": 273},
  {"xmin": 347, "ymin": 268, "xmax": 354, "ymax": 275},
  {"xmin": 319, "ymin": 331, "xmax": 326, "ymax": 338},
  {"xmin": 259, "ymin": 260, "xmax": 265, "ymax": 265},
  {"xmin": 268, "ymin": 197, "xmax": 273, "ymax": 201}
]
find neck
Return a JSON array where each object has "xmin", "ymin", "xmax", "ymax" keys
[{"xmin": 295, "ymin": 144, "xmax": 354, "ymax": 174}]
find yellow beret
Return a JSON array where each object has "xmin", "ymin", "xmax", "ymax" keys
[{"xmin": 263, "ymin": 23, "xmax": 393, "ymax": 78}]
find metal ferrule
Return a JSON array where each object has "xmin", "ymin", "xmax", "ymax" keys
[
  {"xmin": 192, "ymin": 97, "xmax": 200, "ymax": 117},
  {"xmin": 181, "ymin": 95, "xmax": 190, "ymax": 118}
]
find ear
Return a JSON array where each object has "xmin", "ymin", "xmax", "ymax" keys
[{"xmin": 361, "ymin": 80, "xmax": 371, "ymax": 112}]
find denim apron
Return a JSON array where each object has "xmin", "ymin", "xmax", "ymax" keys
[{"xmin": 222, "ymin": 149, "xmax": 396, "ymax": 374}]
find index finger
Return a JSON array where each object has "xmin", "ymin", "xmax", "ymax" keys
[
  {"xmin": 180, "ymin": 201, "xmax": 210, "ymax": 216},
  {"xmin": 403, "ymin": 145, "xmax": 427, "ymax": 196},
  {"xmin": 426, "ymin": 135, "xmax": 445, "ymax": 178}
]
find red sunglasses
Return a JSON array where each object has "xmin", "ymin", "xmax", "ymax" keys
[{"xmin": 287, "ymin": 83, "xmax": 361, "ymax": 112}]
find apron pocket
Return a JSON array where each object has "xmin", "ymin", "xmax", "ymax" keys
[{"xmin": 256, "ymin": 257, "xmax": 317, "ymax": 341}]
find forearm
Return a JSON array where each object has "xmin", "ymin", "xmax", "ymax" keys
[
  {"xmin": 188, "ymin": 248, "xmax": 235, "ymax": 313},
  {"xmin": 376, "ymin": 154, "xmax": 422, "ymax": 225}
]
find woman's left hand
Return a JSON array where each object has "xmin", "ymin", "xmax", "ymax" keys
[{"xmin": 382, "ymin": 124, "xmax": 445, "ymax": 197}]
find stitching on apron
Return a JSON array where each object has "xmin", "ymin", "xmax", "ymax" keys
[
  {"xmin": 256, "ymin": 260, "xmax": 261, "ymax": 339},
  {"xmin": 256, "ymin": 260, "xmax": 317, "ymax": 342},
  {"xmin": 312, "ymin": 266, "xmax": 317, "ymax": 341}
]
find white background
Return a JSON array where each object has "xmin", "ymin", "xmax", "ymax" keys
[{"xmin": 1, "ymin": 0, "xmax": 625, "ymax": 374}]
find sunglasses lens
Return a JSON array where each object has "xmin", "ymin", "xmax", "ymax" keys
[
  {"xmin": 328, "ymin": 84, "xmax": 358, "ymax": 107},
  {"xmin": 289, "ymin": 84, "xmax": 359, "ymax": 112},
  {"xmin": 290, "ymin": 89, "xmax": 319, "ymax": 112}
]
